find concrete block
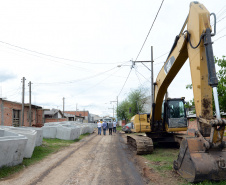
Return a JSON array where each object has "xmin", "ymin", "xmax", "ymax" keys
[
  {"xmin": 2, "ymin": 127, "xmax": 37, "ymax": 158},
  {"xmin": 42, "ymin": 126, "xmax": 57, "ymax": 139},
  {"xmin": 56, "ymin": 126, "xmax": 80, "ymax": 140},
  {"xmin": 0, "ymin": 129, "xmax": 27, "ymax": 168},
  {"xmin": 21, "ymin": 127, "xmax": 43, "ymax": 146}
]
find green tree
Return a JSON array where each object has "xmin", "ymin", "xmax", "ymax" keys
[
  {"xmin": 214, "ymin": 56, "xmax": 226, "ymax": 113},
  {"xmin": 117, "ymin": 87, "xmax": 148, "ymax": 122},
  {"xmin": 117, "ymin": 99, "xmax": 130, "ymax": 122},
  {"xmin": 185, "ymin": 56, "xmax": 226, "ymax": 114},
  {"xmin": 127, "ymin": 88, "xmax": 148, "ymax": 118}
]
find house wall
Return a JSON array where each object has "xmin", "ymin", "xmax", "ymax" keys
[
  {"xmin": 0, "ymin": 99, "xmax": 43, "ymax": 127},
  {"xmin": 45, "ymin": 118, "xmax": 67, "ymax": 123},
  {"xmin": 35, "ymin": 109, "xmax": 44, "ymax": 127}
]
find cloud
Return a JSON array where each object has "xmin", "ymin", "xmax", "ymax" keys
[{"xmin": 0, "ymin": 71, "xmax": 17, "ymax": 82}]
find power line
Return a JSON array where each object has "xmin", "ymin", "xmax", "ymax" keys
[
  {"xmin": 135, "ymin": 0, "xmax": 165, "ymax": 61},
  {"xmin": 134, "ymin": 67, "xmax": 151, "ymax": 83},
  {"xmin": 0, "ymin": 40, "xmax": 124, "ymax": 65},
  {"xmin": 214, "ymin": 34, "xmax": 226, "ymax": 42},
  {"xmin": 134, "ymin": 67, "xmax": 142, "ymax": 85},
  {"xmin": 118, "ymin": 68, "xmax": 132, "ymax": 96},
  {"xmin": 217, "ymin": 15, "xmax": 226, "ymax": 23}
]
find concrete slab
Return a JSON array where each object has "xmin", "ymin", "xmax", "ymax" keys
[{"xmin": 0, "ymin": 129, "xmax": 27, "ymax": 168}]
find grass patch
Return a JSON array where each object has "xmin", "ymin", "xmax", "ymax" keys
[
  {"xmin": 0, "ymin": 133, "xmax": 90, "ymax": 179},
  {"xmin": 144, "ymin": 146, "xmax": 226, "ymax": 185},
  {"xmin": 117, "ymin": 126, "xmax": 122, "ymax": 131},
  {"xmin": 144, "ymin": 147, "xmax": 179, "ymax": 173}
]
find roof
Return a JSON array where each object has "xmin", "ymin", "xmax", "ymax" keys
[{"xmin": 44, "ymin": 109, "xmax": 62, "ymax": 116}]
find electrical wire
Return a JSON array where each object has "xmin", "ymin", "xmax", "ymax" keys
[
  {"xmin": 134, "ymin": 67, "xmax": 151, "ymax": 83},
  {"xmin": 213, "ymin": 34, "xmax": 226, "ymax": 42},
  {"xmin": 118, "ymin": 68, "xmax": 132, "ymax": 97},
  {"xmin": 135, "ymin": 0, "xmax": 165, "ymax": 62},
  {"xmin": 34, "ymin": 60, "xmax": 130, "ymax": 85},
  {"xmin": 0, "ymin": 40, "xmax": 124, "ymax": 65},
  {"xmin": 134, "ymin": 67, "xmax": 142, "ymax": 85}
]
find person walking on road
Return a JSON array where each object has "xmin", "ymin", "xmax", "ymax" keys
[
  {"xmin": 97, "ymin": 121, "xmax": 102, "ymax": 135},
  {"xmin": 108, "ymin": 121, "xmax": 113, "ymax": 135},
  {"xmin": 102, "ymin": 121, "xmax": 107, "ymax": 135},
  {"xmin": 113, "ymin": 120, "xmax": 117, "ymax": 133}
]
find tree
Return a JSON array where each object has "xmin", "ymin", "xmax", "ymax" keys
[
  {"xmin": 127, "ymin": 88, "xmax": 148, "ymax": 118},
  {"xmin": 117, "ymin": 100, "xmax": 130, "ymax": 122},
  {"xmin": 214, "ymin": 56, "xmax": 226, "ymax": 113},
  {"xmin": 117, "ymin": 87, "xmax": 148, "ymax": 122},
  {"xmin": 185, "ymin": 56, "xmax": 226, "ymax": 113}
]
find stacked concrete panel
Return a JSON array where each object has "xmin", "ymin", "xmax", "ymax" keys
[{"xmin": 0, "ymin": 129, "xmax": 27, "ymax": 168}]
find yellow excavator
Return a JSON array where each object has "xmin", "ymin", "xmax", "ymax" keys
[{"xmin": 127, "ymin": 1, "xmax": 226, "ymax": 182}]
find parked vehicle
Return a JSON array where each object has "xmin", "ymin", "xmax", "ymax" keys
[{"xmin": 122, "ymin": 123, "xmax": 132, "ymax": 133}]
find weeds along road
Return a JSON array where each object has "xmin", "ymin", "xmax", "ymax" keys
[{"xmin": 1, "ymin": 130, "xmax": 146, "ymax": 185}]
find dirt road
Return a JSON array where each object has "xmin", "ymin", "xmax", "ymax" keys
[{"xmin": 1, "ymin": 130, "xmax": 147, "ymax": 185}]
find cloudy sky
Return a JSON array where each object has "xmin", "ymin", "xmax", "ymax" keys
[{"xmin": 0, "ymin": 0, "xmax": 225, "ymax": 117}]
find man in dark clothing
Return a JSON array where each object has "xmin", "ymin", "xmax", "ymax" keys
[
  {"xmin": 102, "ymin": 121, "xmax": 107, "ymax": 135},
  {"xmin": 108, "ymin": 121, "xmax": 113, "ymax": 135}
]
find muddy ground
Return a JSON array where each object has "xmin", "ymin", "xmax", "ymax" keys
[{"xmin": 0, "ymin": 130, "xmax": 186, "ymax": 185}]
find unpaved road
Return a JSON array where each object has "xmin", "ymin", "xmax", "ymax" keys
[{"xmin": 0, "ymin": 130, "xmax": 148, "ymax": 185}]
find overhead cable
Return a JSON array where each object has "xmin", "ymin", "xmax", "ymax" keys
[
  {"xmin": 0, "ymin": 40, "xmax": 124, "ymax": 65},
  {"xmin": 118, "ymin": 68, "xmax": 132, "ymax": 96},
  {"xmin": 135, "ymin": 0, "xmax": 165, "ymax": 62}
]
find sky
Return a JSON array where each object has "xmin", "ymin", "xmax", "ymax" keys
[{"xmin": 0, "ymin": 0, "xmax": 225, "ymax": 117}]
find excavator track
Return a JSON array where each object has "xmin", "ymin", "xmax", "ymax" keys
[{"xmin": 127, "ymin": 135, "xmax": 153, "ymax": 155}]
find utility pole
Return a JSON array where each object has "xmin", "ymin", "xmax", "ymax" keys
[
  {"xmin": 110, "ymin": 96, "xmax": 118, "ymax": 121},
  {"xmin": 63, "ymin": 97, "xmax": 65, "ymax": 118},
  {"xmin": 21, "ymin": 77, "xmax": 26, "ymax": 126},
  {"xmin": 28, "ymin": 81, "xmax": 32, "ymax": 126},
  {"xmin": 151, "ymin": 46, "xmax": 154, "ymax": 104},
  {"xmin": 108, "ymin": 105, "xmax": 114, "ymax": 118}
]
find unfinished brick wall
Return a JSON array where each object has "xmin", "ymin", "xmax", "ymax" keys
[
  {"xmin": 0, "ymin": 99, "xmax": 43, "ymax": 127},
  {"xmin": 44, "ymin": 118, "xmax": 67, "ymax": 123}
]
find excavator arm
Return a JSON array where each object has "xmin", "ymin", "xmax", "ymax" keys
[
  {"xmin": 158, "ymin": 2, "xmax": 226, "ymax": 182},
  {"xmin": 153, "ymin": 2, "xmax": 224, "ymax": 142}
]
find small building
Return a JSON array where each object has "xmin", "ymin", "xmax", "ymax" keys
[
  {"xmin": 65, "ymin": 110, "xmax": 90, "ymax": 123},
  {"xmin": 0, "ymin": 98, "xmax": 43, "ymax": 127},
  {"xmin": 44, "ymin": 109, "xmax": 67, "ymax": 123}
]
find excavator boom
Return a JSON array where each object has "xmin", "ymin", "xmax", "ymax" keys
[{"xmin": 127, "ymin": 1, "xmax": 226, "ymax": 183}]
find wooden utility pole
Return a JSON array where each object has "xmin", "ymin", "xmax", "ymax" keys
[
  {"xmin": 21, "ymin": 77, "xmax": 26, "ymax": 126},
  {"xmin": 110, "ymin": 96, "xmax": 118, "ymax": 121},
  {"xmin": 63, "ymin": 97, "xmax": 65, "ymax": 118},
  {"xmin": 151, "ymin": 46, "xmax": 154, "ymax": 104},
  {"xmin": 28, "ymin": 81, "xmax": 32, "ymax": 126}
]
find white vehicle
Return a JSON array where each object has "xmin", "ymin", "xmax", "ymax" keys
[{"xmin": 103, "ymin": 118, "xmax": 113, "ymax": 123}]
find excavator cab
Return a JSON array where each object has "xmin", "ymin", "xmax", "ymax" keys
[{"xmin": 162, "ymin": 98, "xmax": 188, "ymax": 132}]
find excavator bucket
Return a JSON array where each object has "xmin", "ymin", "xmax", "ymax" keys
[{"xmin": 174, "ymin": 137, "xmax": 226, "ymax": 182}]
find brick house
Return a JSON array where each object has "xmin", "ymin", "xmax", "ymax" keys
[{"xmin": 0, "ymin": 98, "xmax": 44, "ymax": 127}]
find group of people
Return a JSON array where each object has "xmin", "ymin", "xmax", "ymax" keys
[{"xmin": 97, "ymin": 120, "xmax": 117, "ymax": 135}]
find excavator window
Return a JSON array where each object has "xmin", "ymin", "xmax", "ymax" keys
[{"xmin": 168, "ymin": 100, "xmax": 185, "ymax": 118}]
